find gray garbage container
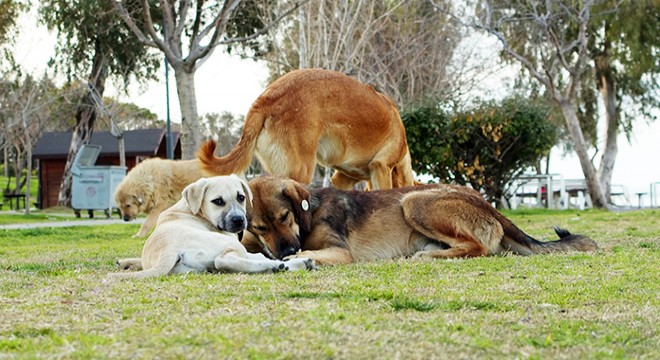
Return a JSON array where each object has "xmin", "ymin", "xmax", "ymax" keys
[{"xmin": 71, "ymin": 144, "xmax": 126, "ymax": 218}]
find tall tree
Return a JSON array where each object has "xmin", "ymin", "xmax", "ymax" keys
[
  {"xmin": 39, "ymin": 0, "xmax": 161, "ymax": 206},
  {"xmin": 0, "ymin": 73, "xmax": 62, "ymax": 214},
  {"xmin": 438, "ymin": 0, "xmax": 659, "ymax": 209},
  {"xmin": 435, "ymin": 0, "xmax": 610, "ymax": 208},
  {"xmin": 0, "ymin": 1, "xmax": 17, "ymax": 174},
  {"xmin": 585, "ymin": 0, "xmax": 659, "ymax": 200},
  {"xmin": 112, "ymin": 0, "xmax": 302, "ymax": 159},
  {"xmin": 265, "ymin": 0, "xmax": 464, "ymax": 107}
]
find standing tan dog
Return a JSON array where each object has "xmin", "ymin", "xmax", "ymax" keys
[
  {"xmin": 197, "ymin": 68, "xmax": 415, "ymax": 190},
  {"xmin": 114, "ymin": 158, "xmax": 205, "ymax": 238},
  {"xmin": 109, "ymin": 175, "xmax": 316, "ymax": 279},
  {"xmin": 241, "ymin": 176, "xmax": 598, "ymax": 265}
]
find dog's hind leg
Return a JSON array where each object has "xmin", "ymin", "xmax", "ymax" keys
[
  {"xmin": 368, "ymin": 158, "xmax": 393, "ymax": 190},
  {"xmin": 109, "ymin": 252, "xmax": 180, "ymax": 279},
  {"xmin": 215, "ymin": 251, "xmax": 316, "ymax": 273},
  {"xmin": 401, "ymin": 191, "xmax": 503, "ymax": 259},
  {"xmin": 134, "ymin": 208, "xmax": 163, "ymax": 238},
  {"xmin": 116, "ymin": 258, "xmax": 143, "ymax": 271}
]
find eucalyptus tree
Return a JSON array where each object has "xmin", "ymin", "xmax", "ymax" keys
[
  {"xmin": 112, "ymin": 0, "xmax": 302, "ymax": 159},
  {"xmin": 435, "ymin": 0, "xmax": 659, "ymax": 209},
  {"xmin": 583, "ymin": 0, "xmax": 659, "ymax": 200},
  {"xmin": 39, "ymin": 0, "xmax": 161, "ymax": 206},
  {"xmin": 265, "ymin": 0, "xmax": 464, "ymax": 107}
]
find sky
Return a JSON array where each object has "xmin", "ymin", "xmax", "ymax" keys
[{"xmin": 11, "ymin": 11, "xmax": 660, "ymax": 207}]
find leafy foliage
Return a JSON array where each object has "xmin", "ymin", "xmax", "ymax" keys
[
  {"xmin": 38, "ymin": 0, "xmax": 160, "ymax": 87},
  {"xmin": 225, "ymin": 0, "xmax": 277, "ymax": 57},
  {"xmin": 588, "ymin": 0, "xmax": 660, "ymax": 129},
  {"xmin": 403, "ymin": 97, "xmax": 558, "ymax": 207},
  {"xmin": 101, "ymin": 99, "xmax": 162, "ymax": 131},
  {"xmin": 484, "ymin": 0, "xmax": 659, "ymax": 147},
  {"xmin": 0, "ymin": 0, "xmax": 23, "ymax": 45}
]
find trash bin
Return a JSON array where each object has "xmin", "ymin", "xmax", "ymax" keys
[{"xmin": 71, "ymin": 144, "xmax": 126, "ymax": 218}]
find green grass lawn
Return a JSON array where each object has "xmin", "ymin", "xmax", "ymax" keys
[
  {"xmin": 0, "ymin": 209, "xmax": 658, "ymax": 359},
  {"xmin": 1, "ymin": 174, "xmax": 38, "ymax": 198}
]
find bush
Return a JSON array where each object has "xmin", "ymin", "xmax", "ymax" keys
[{"xmin": 402, "ymin": 96, "xmax": 557, "ymax": 207}]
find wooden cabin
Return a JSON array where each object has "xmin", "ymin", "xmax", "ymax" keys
[{"xmin": 32, "ymin": 129, "xmax": 181, "ymax": 209}]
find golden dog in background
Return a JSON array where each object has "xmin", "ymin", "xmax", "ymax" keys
[
  {"xmin": 242, "ymin": 176, "xmax": 598, "ymax": 265},
  {"xmin": 114, "ymin": 158, "xmax": 205, "ymax": 237},
  {"xmin": 197, "ymin": 68, "xmax": 415, "ymax": 190}
]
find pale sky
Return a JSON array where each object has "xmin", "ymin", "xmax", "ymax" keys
[{"xmin": 11, "ymin": 10, "xmax": 660, "ymax": 207}]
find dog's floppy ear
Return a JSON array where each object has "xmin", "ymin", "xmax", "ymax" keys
[
  {"xmin": 281, "ymin": 180, "xmax": 312, "ymax": 233},
  {"xmin": 182, "ymin": 178, "xmax": 208, "ymax": 214},
  {"xmin": 231, "ymin": 174, "xmax": 253, "ymax": 209}
]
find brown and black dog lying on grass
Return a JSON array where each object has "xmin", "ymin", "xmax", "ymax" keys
[{"xmin": 241, "ymin": 176, "xmax": 598, "ymax": 265}]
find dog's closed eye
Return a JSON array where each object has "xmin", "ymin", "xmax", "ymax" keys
[
  {"xmin": 252, "ymin": 224, "xmax": 268, "ymax": 233},
  {"xmin": 211, "ymin": 197, "xmax": 226, "ymax": 206}
]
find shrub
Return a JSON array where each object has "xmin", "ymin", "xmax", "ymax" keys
[{"xmin": 402, "ymin": 96, "xmax": 557, "ymax": 207}]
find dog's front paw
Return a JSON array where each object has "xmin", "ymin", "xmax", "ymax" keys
[
  {"xmin": 283, "ymin": 258, "xmax": 317, "ymax": 271},
  {"xmin": 271, "ymin": 262, "xmax": 289, "ymax": 273}
]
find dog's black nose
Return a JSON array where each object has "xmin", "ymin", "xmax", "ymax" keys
[
  {"xmin": 223, "ymin": 215, "xmax": 246, "ymax": 233},
  {"xmin": 230, "ymin": 215, "xmax": 245, "ymax": 228},
  {"xmin": 122, "ymin": 215, "xmax": 131, "ymax": 222},
  {"xmin": 278, "ymin": 244, "xmax": 298, "ymax": 258}
]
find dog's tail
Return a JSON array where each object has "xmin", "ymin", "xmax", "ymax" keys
[
  {"xmin": 197, "ymin": 109, "xmax": 266, "ymax": 176},
  {"xmin": 500, "ymin": 222, "xmax": 598, "ymax": 255}
]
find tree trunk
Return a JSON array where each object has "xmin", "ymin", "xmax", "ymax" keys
[
  {"xmin": 595, "ymin": 47, "xmax": 618, "ymax": 203},
  {"xmin": 118, "ymin": 135, "xmax": 126, "ymax": 168},
  {"xmin": 11, "ymin": 144, "xmax": 23, "ymax": 193},
  {"xmin": 173, "ymin": 68, "xmax": 203, "ymax": 160},
  {"xmin": 24, "ymin": 134, "xmax": 32, "ymax": 215},
  {"xmin": 558, "ymin": 98, "xmax": 609, "ymax": 209},
  {"xmin": 3, "ymin": 121, "xmax": 8, "ymax": 178},
  {"xmin": 58, "ymin": 48, "xmax": 107, "ymax": 207}
]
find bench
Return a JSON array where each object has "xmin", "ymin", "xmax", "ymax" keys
[{"xmin": 3, "ymin": 193, "xmax": 26, "ymax": 210}]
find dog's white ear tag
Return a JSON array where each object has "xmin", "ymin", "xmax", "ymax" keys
[{"xmin": 301, "ymin": 199, "xmax": 309, "ymax": 211}]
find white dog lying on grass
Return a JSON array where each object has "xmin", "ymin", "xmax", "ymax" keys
[{"xmin": 109, "ymin": 175, "xmax": 316, "ymax": 279}]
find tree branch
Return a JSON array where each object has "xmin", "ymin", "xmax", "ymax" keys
[
  {"xmin": 188, "ymin": 0, "xmax": 243, "ymax": 65},
  {"xmin": 174, "ymin": 0, "xmax": 191, "ymax": 46},
  {"xmin": 196, "ymin": 0, "xmax": 307, "ymax": 68},
  {"xmin": 111, "ymin": 0, "xmax": 183, "ymax": 67},
  {"xmin": 218, "ymin": 1, "xmax": 306, "ymax": 46},
  {"xmin": 111, "ymin": 0, "xmax": 157, "ymax": 47}
]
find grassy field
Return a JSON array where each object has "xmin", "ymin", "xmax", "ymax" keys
[
  {"xmin": 0, "ymin": 209, "xmax": 658, "ymax": 359},
  {"xmin": 1, "ymin": 174, "xmax": 38, "ymax": 198}
]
